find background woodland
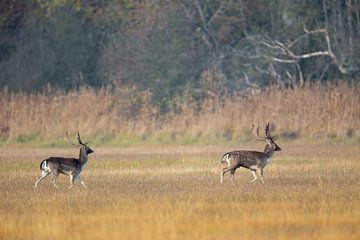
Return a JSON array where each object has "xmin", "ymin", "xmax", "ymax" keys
[{"xmin": 1, "ymin": 0, "xmax": 359, "ymax": 144}]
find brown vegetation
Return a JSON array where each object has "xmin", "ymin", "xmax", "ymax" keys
[{"xmin": 0, "ymin": 83, "xmax": 359, "ymax": 145}]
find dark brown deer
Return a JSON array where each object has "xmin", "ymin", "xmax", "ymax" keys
[
  {"xmin": 34, "ymin": 132, "xmax": 94, "ymax": 189},
  {"xmin": 220, "ymin": 123, "xmax": 281, "ymax": 184}
]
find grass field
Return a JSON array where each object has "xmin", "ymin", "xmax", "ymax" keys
[{"xmin": 0, "ymin": 142, "xmax": 360, "ymax": 240}]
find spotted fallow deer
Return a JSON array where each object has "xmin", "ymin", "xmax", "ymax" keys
[
  {"xmin": 34, "ymin": 132, "xmax": 94, "ymax": 189},
  {"xmin": 220, "ymin": 123, "xmax": 281, "ymax": 184}
]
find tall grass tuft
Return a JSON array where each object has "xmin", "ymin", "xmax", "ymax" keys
[{"xmin": 0, "ymin": 82, "xmax": 359, "ymax": 145}]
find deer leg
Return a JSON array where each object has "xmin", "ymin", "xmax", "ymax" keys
[
  {"xmin": 34, "ymin": 171, "xmax": 51, "ymax": 189},
  {"xmin": 250, "ymin": 170, "xmax": 258, "ymax": 183},
  {"xmin": 230, "ymin": 169, "xmax": 236, "ymax": 185},
  {"xmin": 260, "ymin": 168, "xmax": 264, "ymax": 184},
  {"xmin": 51, "ymin": 172, "xmax": 59, "ymax": 189},
  {"xmin": 68, "ymin": 174, "xmax": 75, "ymax": 189},
  {"xmin": 221, "ymin": 167, "xmax": 232, "ymax": 183},
  {"xmin": 76, "ymin": 175, "xmax": 87, "ymax": 189}
]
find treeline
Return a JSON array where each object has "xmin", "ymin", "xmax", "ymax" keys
[{"xmin": 1, "ymin": 0, "xmax": 360, "ymax": 110}]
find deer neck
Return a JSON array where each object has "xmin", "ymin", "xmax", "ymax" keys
[
  {"xmin": 78, "ymin": 148, "xmax": 88, "ymax": 165},
  {"xmin": 263, "ymin": 143, "xmax": 274, "ymax": 159}
]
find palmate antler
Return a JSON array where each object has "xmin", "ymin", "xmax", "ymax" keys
[
  {"xmin": 252, "ymin": 122, "xmax": 278, "ymax": 141},
  {"xmin": 76, "ymin": 132, "xmax": 84, "ymax": 145},
  {"xmin": 65, "ymin": 131, "xmax": 84, "ymax": 146},
  {"xmin": 252, "ymin": 123, "xmax": 266, "ymax": 141},
  {"xmin": 265, "ymin": 122, "xmax": 279, "ymax": 141},
  {"xmin": 265, "ymin": 123, "xmax": 271, "ymax": 139}
]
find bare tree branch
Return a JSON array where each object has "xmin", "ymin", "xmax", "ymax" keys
[
  {"xmin": 193, "ymin": 0, "xmax": 219, "ymax": 50},
  {"xmin": 207, "ymin": 4, "xmax": 223, "ymax": 26},
  {"xmin": 243, "ymin": 72, "xmax": 259, "ymax": 89},
  {"xmin": 270, "ymin": 57, "xmax": 296, "ymax": 63}
]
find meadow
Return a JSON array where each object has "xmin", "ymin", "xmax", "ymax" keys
[{"xmin": 0, "ymin": 142, "xmax": 359, "ymax": 240}]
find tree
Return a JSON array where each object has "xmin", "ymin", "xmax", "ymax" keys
[{"xmin": 0, "ymin": 0, "xmax": 106, "ymax": 91}]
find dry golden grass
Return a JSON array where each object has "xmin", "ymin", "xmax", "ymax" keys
[
  {"xmin": 0, "ymin": 83, "xmax": 359, "ymax": 144},
  {"xmin": 0, "ymin": 143, "xmax": 359, "ymax": 240}
]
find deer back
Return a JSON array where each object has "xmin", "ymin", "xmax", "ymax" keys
[
  {"xmin": 45, "ymin": 157, "xmax": 80, "ymax": 174},
  {"xmin": 223, "ymin": 150, "xmax": 268, "ymax": 168}
]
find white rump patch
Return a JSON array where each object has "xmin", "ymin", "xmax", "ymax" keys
[
  {"xmin": 41, "ymin": 161, "xmax": 51, "ymax": 172},
  {"xmin": 222, "ymin": 154, "xmax": 231, "ymax": 166}
]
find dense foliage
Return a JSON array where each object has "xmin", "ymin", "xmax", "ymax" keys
[{"xmin": 1, "ymin": 0, "xmax": 359, "ymax": 109}]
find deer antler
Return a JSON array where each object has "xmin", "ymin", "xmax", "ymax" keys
[
  {"xmin": 65, "ymin": 131, "xmax": 80, "ymax": 146},
  {"xmin": 265, "ymin": 122, "xmax": 271, "ymax": 139},
  {"xmin": 76, "ymin": 132, "xmax": 85, "ymax": 145},
  {"xmin": 265, "ymin": 122, "xmax": 278, "ymax": 140},
  {"xmin": 252, "ymin": 123, "xmax": 266, "ymax": 141}
]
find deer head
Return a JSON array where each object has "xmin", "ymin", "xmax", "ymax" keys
[
  {"xmin": 66, "ymin": 131, "xmax": 94, "ymax": 155},
  {"xmin": 252, "ymin": 122, "xmax": 281, "ymax": 152}
]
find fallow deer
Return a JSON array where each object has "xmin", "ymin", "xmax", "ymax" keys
[
  {"xmin": 220, "ymin": 123, "xmax": 281, "ymax": 184},
  {"xmin": 34, "ymin": 132, "xmax": 94, "ymax": 189}
]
